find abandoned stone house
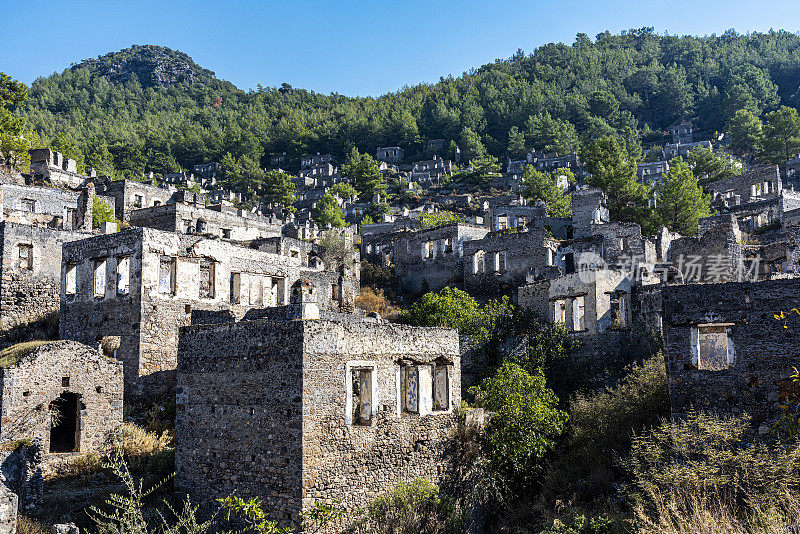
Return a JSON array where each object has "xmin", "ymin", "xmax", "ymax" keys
[
  {"xmin": 92, "ymin": 177, "xmax": 176, "ymax": 222},
  {"xmin": 662, "ymin": 278, "xmax": 800, "ymax": 433},
  {"xmin": 410, "ymin": 156, "xmax": 452, "ymax": 185},
  {"xmin": 59, "ymin": 227, "xmax": 358, "ymax": 395},
  {"xmin": 28, "ymin": 149, "xmax": 90, "ymax": 190},
  {"xmin": 360, "ymin": 219, "xmax": 420, "ymax": 267},
  {"xmin": 463, "ymin": 228, "xmax": 560, "ymax": 299},
  {"xmin": 525, "ymin": 152, "xmax": 582, "ymax": 176},
  {"xmin": 636, "ymin": 161, "xmax": 669, "ymax": 185},
  {"xmin": 175, "ymin": 304, "xmax": 460, "ymax": 528},
  {"xmin": 670, "ymin": 119, "xmax": 694, "ymax": 144},
  {"xmin": 0, "ymin": 184, "xmax": 96, "ymax": 334},
  {"xmin": 663, "ymin": 140, "xmax": 713, "ymax": 160},
  {"xmin": 0, "ymin": 341, "xmax": 123, "ymax": 454},
  {"xmin": 298, "ymin": 163, "xmax": 338, "ymax": 182},
  {"xmin": 393, "ymin": 223, "xmax": 489, "ymax": 296},
  {"xmin": 128, "ymin": 201, "xmax": 283, "ymax": 241},
  {"xmin": 300, "ymin": 154, "xmax": 335, "ymax": 169},
  {"xmin": 376, "ymin": 147, "xmax": 404, "ymax": 164}
]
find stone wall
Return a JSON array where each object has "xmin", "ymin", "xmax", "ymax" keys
[
  {"xmin": 175, "ymin": 314, "xmax": 460, "ymax": 529},
  {"xmin": 93, "ymin": 179, "xmax": 174, "ymax": 222},
  {"xmin": 663, "ymin": 278, "xmax": 800, "ymax": 432},
  {"xmin": 0, "ymin": 440, "xmax": 42, "ymax": 512},
  {"xmin": 463, "ymin": 228, "xmax": 558, "ymax": 300},
  {"xmin": 128, "ymin": 202, "xmax": 282, "ymax": 241},
  {"xmin": 707, "ymin": 166, "xmax": 781, "ymax": 203},
  {"xmin": 0, "ymin": 341, "xmax": 123, "ymax": 453},
  {"xmin": 61, "ymin": 227, "xmax": 358, "ymax": 396},
  {"xmin": 393, "ymin": 223, "xmax": 488, "ymax": 296},
  {"xmin": 0, "ymin": 223, "xmax": 90, "ymax": 335}
]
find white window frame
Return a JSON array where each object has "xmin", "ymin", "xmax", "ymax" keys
[{"xmin": 345, "ymin": 360, "xmax": 378, "ymax": 426}]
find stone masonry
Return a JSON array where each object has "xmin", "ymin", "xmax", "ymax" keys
[
  {"xmin": 0, "ymin": 341, "xmax": 123, "ymax": 453},
  {"xmin": 663, "ymin": 278, "xmax": 800, "ymax": 432},
  {"xmin": 59, "ymin": 227, "xmax": 358, "ymax": 396},
  {"xmin": 175, "ymin": 310, "xmax": 460, "ymax": 529}
]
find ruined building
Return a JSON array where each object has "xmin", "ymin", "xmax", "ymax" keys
[
  {"xmin": 59, "ymin": 227, "xmax": 358, "ymax": 395},
  {"xmin": 175, "ymin": 298, "xmax": 460, "ymax": 528},
  {"xmin": 393, "ymin": 223, "xmax": 489, "ymax": 296},
  {"xmin": 0, "ymin": 341, "xmax": 123, "ymax": 453},
  {"xmin": 662, "ymin": 278, "xmax": 800, "ymax": 434},
  {"xmin": 0, "ymin": 184, "xmax": 96, "ymax": 334}
]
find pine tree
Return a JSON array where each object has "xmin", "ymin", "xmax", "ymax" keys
[{"xmin": 656, "ymin": 158, "xmax": 710, "ymax": 236}]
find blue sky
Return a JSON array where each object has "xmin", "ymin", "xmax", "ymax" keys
[{"xmin": 3, "ymin": 0, "xmax": 800, "ymax": 97}]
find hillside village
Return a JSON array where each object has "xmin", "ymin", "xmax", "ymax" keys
[{"xmin": 6, "ymin": 31, "xmax": 800, "ymax": 534}]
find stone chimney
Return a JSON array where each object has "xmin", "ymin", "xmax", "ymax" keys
[{"xmin": 77, "ymin": 183, "xmax": 95, "ymax": 230}]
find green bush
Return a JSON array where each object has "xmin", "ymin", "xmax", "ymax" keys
[
  {"xmin": 470, "ymin": 362, "xmax": 567, "ymax": 500},
  {"xmin": 349, "ymin": 478, "xmax": 461, "ymax": 534},
  {"xmin": 92, "ymin": 195, "xmax": 119, "ymax": 229}
]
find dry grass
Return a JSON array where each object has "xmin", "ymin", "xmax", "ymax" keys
[
  {"xmin": 355, "ymin": 286, "xmax": 399, "ymax": 321},
  {"xmin": 17, "ymin": 515, "xmax": 48, "ymax": 534},
  {"xmin": 118, "ymin": 422, "xmax": 173, "ymax": 473},
  {"xmin": 632, "ymin": 486, "xmax": 800, "ymax": 534},
  {"xmin": 0, "ymin": 340, "xmax": 54, "ymax": 368}
]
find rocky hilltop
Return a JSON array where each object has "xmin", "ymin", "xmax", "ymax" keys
[{"xmin": 68, "ymin": 44, "xmax": 219, "ymax": 88}]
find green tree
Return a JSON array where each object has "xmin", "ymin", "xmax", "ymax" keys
[
  {"xmin": 459, "ymin": 126, "xmax": 486, "ymax": 162},
  {"xmin": 92, "ymin": 195, "xmax": 119, "ymax": 229},
  {"xmin": 762, "ymin": 106, "xmax": 800, "ymax": 164},
  {"xmin": 656, "ymin": 158, "xmax": 710, "ymax": 235},
  {"xmin": 526, "ymin": 112, "xmax": 580, "ymax": 155},
  {"xmin": 419, "ymin": 211, "xmax": 464, "ymax": 230},
  {"xmin": 685, "ymin": 147, "xmax": 742, "ymax": 187},
  {"xmin": 581, "ymin": 137, "xmax": 650, "ymax": 226},
  {"xmin": 506, "ymin": 126, "xmax": 526, "ymax": 159},
  {"xmin": 341, "ymin": 148, "xmax": 386, "ymax": 199},
  {"xmin": 259, "ymin": 169, "xmax": 296, "ymax": 211},
  {"xmin": 0, "ymin": 73, "xmax": 29, "ymax": 169},
  {"xmin": 521, "ymin": 167, "xmax": 572, "ymax": 218},
  {"xmin": 457, "ymin": 154, "xmax": 500, "ymax": 190},
  {"xmin": 329, "ymin": 182, "xmax": 358, "ymax": 201},
  {"xmin": 314, "ymin": 192, "xmax": 345, "ymax": 228},
  {"xmin": 404, "ymin": 287, "xmax": 482, "ymax": 334},
  {"xmin": 470, "ymin": 362, "xmax": 567, "ymax": 494},
  {"xmin": 727, "ymin": 109, "xmax": 764, "ymax": 155}
]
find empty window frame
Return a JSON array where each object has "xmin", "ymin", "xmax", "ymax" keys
[
  {"xmin": 401, "ymin": 365, "xmax": 420, "ymax": 414},
  {"xmin": 20, "ymin": 198, "xmax": 35, "ymax": 213},
  {"xmin": 553, "ymin": 299, "xmax": 567, "ymax": 324},
  {"xmin": 221, "ymin": 228, "xmax": 231, "ymax": 239},
  {"xmin": 116, "ymin": 256, "xmax": 130, "ymax": 295},
  {"xmin": 199, "ymin": 259, "xmax": 215, "ymax": 299},
  {"xmin": 133, "ymin": 194, "xmax": 144, "ymax": 208},
  {"xmin": 695, "ymin": 324, "xmax": 734, "ymax": 370},
  {"xmin": 349, "ymin": 365, "xmax": 374, "ymax": 426},
  {"xmin": 17, "ymin": 244, "xmax": 33, "ymax": 270},
  {"xmin": 158, "ymin": 256, "xmax": 176, "ymax": 295},
  {"xmin": 230, "ymin": 272, "xmax": 241, "ymax": 304},
  {"xmin": 620, "ymin": 236, "xmax": 630, "ymax": 251},
  {"xmin": 496, "ymin": 251, "xmax": 507, "ymax": 273},
  {"xmin": 497, "ymin": 214, "xmax": 508, "ymax": 230},
  {"xmin": 571, "ymin": 296, "xmax": 585, "ymax": 331},
  {"xmin": 65, "ymin": 263, "xmax": 77, "ymax": 295},
  {"xmin": 609, "ymin": 292, "xmax": 627, "ymax": 328},
  {"xmin": 432, "ymin": 364, "xmax": 450, "ymax": 411},
  {"xmin": 94, "ymin": 258, "xmax": 107, "ymax": 298},
  {"xmin": 443, "ymin": 237, "xmax": 453, "ymax": 254},
  {"xmin": 473, "ymin": 250, "xmax": 485, "ymax": 274}
]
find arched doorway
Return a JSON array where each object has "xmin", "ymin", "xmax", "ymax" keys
[{"xmin": 49, "ymin": 392, "xmax": 81, "ymax": 453}]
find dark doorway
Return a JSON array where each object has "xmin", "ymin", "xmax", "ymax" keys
[{"xmin": 49, "ymin": 392, "xmax": 80, "ymax": 453}]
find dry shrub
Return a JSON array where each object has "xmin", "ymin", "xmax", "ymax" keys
[
  {"xmin": 355, "ymin": 286, "xmax": 398, "ymax": 321},
  {"xmin": 17, "ymin": 515, "xmax": 48, "ymax": 534},
  {"xmin": 537, "ymin": 355, "xmax": 669, "ymax": 518},
  {"xmin": 625, "ymin": 411, "xmax": 800, "ymax": 533},
  {"xmin": 117, "ymin": 422, "xmax": 173, "ymax": 474},
  {"xmin": 47, "ymin": 452, "xmax": 103, "ymax": 482}
]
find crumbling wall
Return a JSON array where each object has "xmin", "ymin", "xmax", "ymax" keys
[
  {"xmin": 0, "ymin": 440, "xmax": 42, "ymax": 512},
  {"xmin": 0, "ymin": 223, "xmax": 90, "ymax": 335},
  {"xmin": 663, "ymin": 278, "xmax": 800, "ymax": 432},
  {"xmin": 175, "ymin": 315, "xmax": 461, "ymax": 530},
  {"xmin": 0, "ymin": 342, "xmax": 123, "ymax": 453},
  {"xmin": 393, "ymin": 223, "xmax": 488, "ymax": 296}
]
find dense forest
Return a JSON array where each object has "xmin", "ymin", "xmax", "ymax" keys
[{"xmin": 11, "ymin": 29, "xmax": 800, "ymax": 180}]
